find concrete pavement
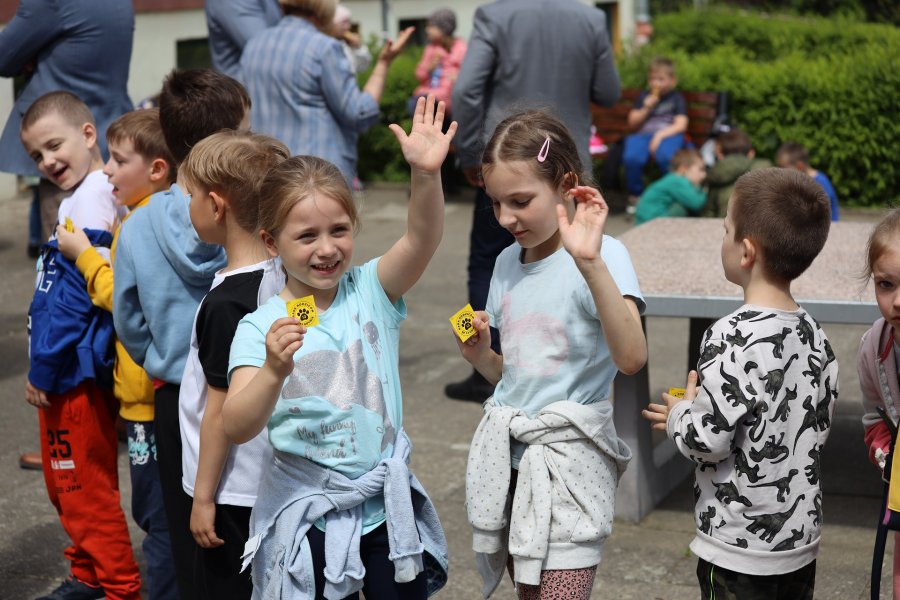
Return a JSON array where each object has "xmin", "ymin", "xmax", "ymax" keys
[{"xmin": 0, "ymin": 182, "xmax": 892, "ymax": 599}]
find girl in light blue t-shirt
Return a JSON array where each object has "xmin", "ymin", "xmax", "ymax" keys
[{"xmin": 221, "ymin": 96, "xmax": 455, "ymax": 600}]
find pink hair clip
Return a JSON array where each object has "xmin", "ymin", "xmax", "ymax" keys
[{"xmin": 537, "ymin": 136, "xmax": 550, "ymax": 163}]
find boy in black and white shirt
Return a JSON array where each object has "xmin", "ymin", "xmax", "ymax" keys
[{"xmin": 643, "ymin": 168, "xmax": 836, "ymax": 599}]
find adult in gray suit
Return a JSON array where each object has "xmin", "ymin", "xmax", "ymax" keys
[
  {"xmin": 447, "ymin": 0, "xmax": 621, "ymax": 402},
  {"xmin": 205, "ymin": 0, "xmax": 282, "ymax": 80},
  {"xmin": 0, "ymin": 0, "xmax": 134, "ymax": 242}
]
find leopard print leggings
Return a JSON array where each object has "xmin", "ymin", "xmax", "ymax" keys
[{"xmin": 509, "ymin": 563, "xmax": 597, "ymax": 600}]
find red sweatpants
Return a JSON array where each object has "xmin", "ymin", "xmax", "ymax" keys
[{"xmin": 39, "ymin": 382, "xmax": 142, "ymax": 600}]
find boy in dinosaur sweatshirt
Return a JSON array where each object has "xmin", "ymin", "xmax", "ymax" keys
[{"xmin": 642, "ymin": 168, "xmax": 837, "ymax": 599}]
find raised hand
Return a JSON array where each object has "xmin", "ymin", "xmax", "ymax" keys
[
  {"xmin": 379, "ymin": 26, "xmax": 415, "ymax": 63},
  {"xmin": 265, "ymin": 317, "xmax": 305, "ymax": 380},
  {"xmin": 556, "ymin": 185, "xmax": 609, "ymax": 261},
  {"xmin": 388, "ymin": 94, "xmax": 458, "ymax": 174}
]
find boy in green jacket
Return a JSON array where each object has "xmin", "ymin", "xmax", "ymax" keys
[
  {"xmin": 635, "ymin": 148, "xmax": 706, "ymax": 225},
  {"xmin": 704, "ymin": 128, "xmax": 771, "ymax": 217}
]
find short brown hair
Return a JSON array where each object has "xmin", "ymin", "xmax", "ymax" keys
[
  {"xmin": 775, "ymin": 141, "xmax": 809, "ymax": 167},
  {"xmin": 180, "ymin": 131, "xmax": 290, "ymax": 233},
  {"xmin": 107, "ymin": 109, "xmax": 177, "ymax": 184},
  {"xmin": 21, "ymin": 91, "xmax": 95, "ymax": 132},
  {"xmin": 158, "ymin": 69, "xmax": 251, "ymax": 165},
  {"xmin": 258, "ymin": 155, "xmax": 358, "ymax": 240},
  {"xmin": 717, "ymin": 128, "xmax": 753, "ymax": 157},
  {"xmin": 731, "ymin": 168, "xmax": 831, "ymax": 282},
  {"xmin": 863, "ymin": 208, "xmax": 900, "ymax": 282},
  {"xmin": 669, "ymin": 148, "xmax": 703, "ymax": 172},
  {"xmin": 482, "ymin": 109, "xmax": 589, "ymax": 190},
  {"xmin": 649, "ymin": 56, "xmax": 676, "ymax": 77},
  {"xmin": 280, "ymin": 0, "xmax": 336, "ymax": 25}
]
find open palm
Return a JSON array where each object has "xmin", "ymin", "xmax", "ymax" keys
[
  {"xmin": 557, "ymin": 186, "xmax": 609, "ymax": 261},
  {"xmin": 389, "ymin": 94, "xmax": 458, "ymax": 174}
]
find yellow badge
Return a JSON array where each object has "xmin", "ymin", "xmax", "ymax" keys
[
  {"xmin": 286, "ymin": 295, "xmax": 320, "ymax": 327},
  {"xmin": 668, "ymin": 387, "xmax": 686, "ymax": 399},
  {"xmin": 64, "ymin": 217, "xmax": 75, "ymax": 233},
  {"xmin": 450, "ymin": 304, "xmax": 477, "ymax": 342}
]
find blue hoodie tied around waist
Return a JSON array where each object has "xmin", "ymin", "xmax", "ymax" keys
[
  {"xmin": 245, "ymin": 429, "xmax": 448, "ymax": 600},
  {"xmin": 29, "ymin": 229, "xmax": 115, "ymax": 394},
  {"xmin": 112, "ymin": 183, "xmax": 226, "ymax": 384}
]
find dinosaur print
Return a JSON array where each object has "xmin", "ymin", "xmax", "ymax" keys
[
  {"xmin": 744, "ymin": 494, "xmax": 805, "ymax": 543},
  {"xmin": 743, "ymin": 360, "xmax": 758, "ymax": 374},
  {"xmin": 815, "ymin": 378, "xmax": 835, "ymax": 430},
  {"xmin": 674, "ymin": 422, "xmax": 712, "ymax": 455},
  {"xmin": 713, "ymin": 481, "xmax": 752, "ymax": 506},
  {"xmin": 733, "ymin": 447, "xmax": 762, "ymax": 483},
  {"xmin": 745, "ymin": 327, "xmax": 793, "ymax": 359},
  {"xmin": 726, "ymin": 329, "xmax": 753, "ymax": 347},
  {"xmin": 807, "ymin": 493, "xmax": 823, "ymax": 527},
  {"xmin": 773, "ymin": 525, "xmax": 805, "ymax": 551},
  {"xmin": 698, "ymin": 341, "xmax": 728, "ymax": 368},
  {"xmin": 750, "ymin": 433, "xmax": 789, "ymax": 464},
  {"xmin": 720, "ymin": 363, "xmax": 756, "ymax": 412},
  {"xmin": 729, "ymin": 538, "xmax": 749, "ymax": 549},
  {"xmin": 699, "ymin": 506, "xmax": 717, "ymax": 534},
  {"xmin": 748, "ymin": 469, "xmax": 798, "ymax": 502},
  {"xmin": 759, "ymin": 354, "xmax": 798, "ymax": 402},
  {"xmin": 805, "ymin": 444, "xmax": 822, "ymax": 485},
  {"xmin": 770, "ymin": 384, "xmax": 797, "ymax": 423},
  {"xmin": 802, "ymin": 355, "xmax": 824, "ymax": 387},
  {"xmin": 795, "ymin": 316, "xmax": 816, "ymax": 349},
  {"xmin": 728, "ymin": 310, "xmax": 764, "ymax": 327},
  {"xmin": 794, "ymin": 395, "xmax": 819, "ymax": 452},
  {"xmin": 747, "ymin": 401, "xmax": 770, "ymax": 443},
  {"xmin": 701, "ymin": 388, "xmax": 736, "ymax": 434}
]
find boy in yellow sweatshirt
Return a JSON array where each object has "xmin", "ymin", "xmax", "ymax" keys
[{"xmin": 56, "ymin": 108, "xmax": 179, "ymax": 600}]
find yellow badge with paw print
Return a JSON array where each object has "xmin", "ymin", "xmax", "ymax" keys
[
  {"xmin": 668, "ymin": 387, "xmax": 686, "ymax": 399},
  {"xmin": 64, "ymin": 217, "xmax": 75, "ymax": 233},
  {"xmin": 286, "ymin": 295, "xmax": 319, "ymax": 328},
  {"xmin": 450, "ymin": 304, "xmax": 477, "ymax": 342}
]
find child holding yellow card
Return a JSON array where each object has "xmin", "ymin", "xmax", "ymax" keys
[
  {"xmin": 452, "ymin": 110, "xmax": 647, "ymax": 599},
  {"xmin": 221, "ymin": 95, "xmax": 453, "ymax": 599},
  {"xmin": 177, "ymin": 131, "xmax": 289, "ymax": 598}
]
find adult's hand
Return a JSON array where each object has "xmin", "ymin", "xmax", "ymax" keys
[{"xmin": 378, "ymin": 26, "xmax": 415, "ymax": 63}]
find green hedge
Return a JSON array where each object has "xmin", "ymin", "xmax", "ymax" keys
[
  {"xmin": 356, "ymin": 46, "xmax": 422, "ymax": 183},
  {"xmin": 620, "ymin": 9, "xmax": 900, "ymax": 206}
]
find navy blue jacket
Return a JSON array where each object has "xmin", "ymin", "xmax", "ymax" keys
[{"xmin": 29, "ymin": 230, "xmax": 115, "ymax": 395}]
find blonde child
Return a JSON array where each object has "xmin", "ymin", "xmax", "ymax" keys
[
  {"xmin": 177, "ymin": 131, "xmax": 289, "ymax": 599},
  {"xmin": 55, "ymin": 108, "xmax": 178, "ymax": 600},
  {"xmin": 220, "ymin": 95, "xmax": 454, "ymax": 599},
  {"xmin": 455, "ymin": 110, "xmax": 647, "ymax": 599},
  {"xmin": 859, "ymin": 208, "xmax": 900, "ymax": 598}
]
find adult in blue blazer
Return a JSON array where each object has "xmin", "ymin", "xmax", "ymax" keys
[
  {"xmin": 0, "ymin": 0, "xmax": 134, "ymax": 241},
  {"xmin": 205, "ymin": 0, "xmax": 282, "ymax": 80}
]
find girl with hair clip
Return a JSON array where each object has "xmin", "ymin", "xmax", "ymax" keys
[
  {"xmin": 859, "ymin": 208, "xmax": 900, "ymax": 599},
  {"xmin": 455, "ymin": 110, "xmax": 648, "ymax": 599},
  {"xmin": 220, "ymin": 95, "xmax": 454, "ymax": 600}
]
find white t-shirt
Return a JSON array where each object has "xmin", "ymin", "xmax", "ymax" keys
[{"xmin": 57, "ymin": 169, "xmax": 126, "ymax": 234}]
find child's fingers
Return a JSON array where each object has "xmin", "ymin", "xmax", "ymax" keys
[
  {"xmin": 444, "ymin": 120, "xmax": 459, "ymax": 142},
  {"xmin": 431, "ymin": 97, "xmax": 445, "ymax": 129},
  {"xmin": 387, "ymin": 123, "xmax": 407, "ymax": 144},
  {"xmin": 684, "ymin": 370, "xmax": 699, "ymax": 400}
]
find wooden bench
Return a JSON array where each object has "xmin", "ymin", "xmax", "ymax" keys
[{"xmin": 590, "ymin": 88, "xmax": 723, "ymax": 159}]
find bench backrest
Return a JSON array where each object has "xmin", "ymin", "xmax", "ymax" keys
[{"xmin": 590, "ymin": 89, "xmax": 721, "ymax": 149}]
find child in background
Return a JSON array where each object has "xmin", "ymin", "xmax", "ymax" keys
[
  {"xmin": 178, "ymin": 132, "xmax": 289, "ymax": 599},
  {"xmin": 21, "ymin": 91, "xmax": 140, "ymax": 599},
  {"xmin": 55, "ymin": 108, "xmax": 178, "ymax": 600},
  {"xmin": 623, "ymin": 56, "xmax": 688, "ymax": 213},
  {"xmin": 643, "ymin": 168, "xmax": 836, "ymax": 599},
  {"xmin": 634, "ymin": 148, "xmax": 707, "ymax": 225},
  {"xmin": 408, "ymin": 8, "xmax": 466, "ymax": 116},
  {"xmin": 113, "ymin": 69, "xmax": 249, "ymax": 599},
  {"xmin": 221, "ymin": 95, "xmax": 454, "ymax": 599},
  {"xmin": 858, "ymin": 208, "xmax": 900, "ymax": 598},
  {"xmin": 704, "ymin": 127, "xmax": 771, "ymax": 218},
  {"xmin": 455, "ymin": 110, "xmax": 646, "ymax": 599},
  {"xmin": 776, "ymin": 141, "xmax": 839, "ymax": 221}
]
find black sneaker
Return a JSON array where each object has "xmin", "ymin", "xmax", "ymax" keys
[
  {"xmin": 444, "ymin": 371, "xmax": 495, "ymax": 403},
  {"xmin": 36, "ymin": 576, "xmax": 104, "ymax": 600}
]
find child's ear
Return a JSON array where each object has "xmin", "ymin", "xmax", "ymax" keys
[
  {"xmin": 260, "ymin": 229, "xmax": 279, "ymax": 258},
  {"xmin": 740, "ymin": 237, "xmax": 757, "ymax": 269},
  {"xmin": 82, "ymin": 123, "xmax": 98, "ymax": 149},
  {"xmin": 149, "ymin": 158, "xmax": 170, "ymax": 183},
  {"xmin": 561, "ymin": 171, "xmax": 579, "ymax": 195},
  {"xmin": 209, "ymin": 190, "xmax": 227, "ymax": 224}
]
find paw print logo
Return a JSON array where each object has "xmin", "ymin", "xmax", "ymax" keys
[
  {"xmin": 459, "ymin": 315, "xmax": 473, "ymax": 332},
  {"xmin": 297, "ymin": 307, "xmax": 310, "ymax": 323}
]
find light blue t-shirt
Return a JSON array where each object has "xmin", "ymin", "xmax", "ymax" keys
[
  {"xmin": 229, "ymin": 258, "xmax": 406, "ymax": 531},
  {"xmin": 487, "ymin": 237, "xmax": 645, "ymax": 421}
]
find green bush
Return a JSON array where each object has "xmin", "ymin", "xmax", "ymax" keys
[
  {"xmin": 356, "ymin": 46, "xmax": 422, "ymax": 183},
  {"xmin": 622, "ymin": 9, "xmax": 900, "ymax": 206}
]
